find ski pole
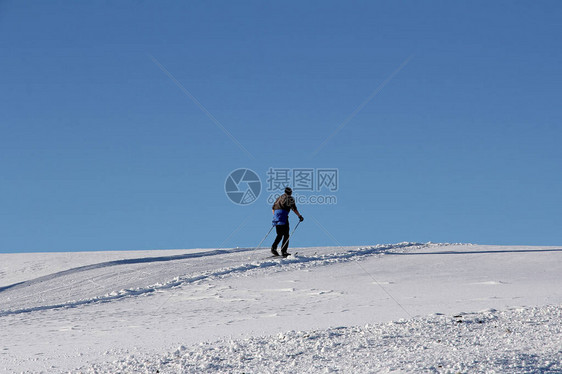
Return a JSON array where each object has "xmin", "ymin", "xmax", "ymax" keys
[
  {"xmin": 281, "ymin": 220, "xmax": 301, "ymax": 253},
  {"xmin": 252, "ymin": 225, "xmax": 275, "ymax": 255},
  {"xmin": 289, "ymin": 220, "xmax": 301, "ymax": 237}
]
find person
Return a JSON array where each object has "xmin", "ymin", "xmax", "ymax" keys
[{"xmin": 271, "ymin": 187, "xmax": 303, "ymax": 257}]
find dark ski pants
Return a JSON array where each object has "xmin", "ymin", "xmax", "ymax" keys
[{"xmin": 272, "ymin": 224, "xmax": 290, "ymax": 253}]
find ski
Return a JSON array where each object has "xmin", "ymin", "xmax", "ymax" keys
[{"xmin": 266, "ymin": 252, "xmax": 298, "ymax": 259}]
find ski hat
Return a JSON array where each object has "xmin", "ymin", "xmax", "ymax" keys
[{"xmin": 284, "ymin": 187, "xmax": 292, "ymax": 195}]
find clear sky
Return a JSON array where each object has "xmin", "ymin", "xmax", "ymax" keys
[{"xmin": 1, "ymin": 1, "xmax": 561, "ymax": 253}]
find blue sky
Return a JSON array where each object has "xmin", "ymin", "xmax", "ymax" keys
[{"xmin": 1, "ymin": 1, "xmax": 561, "ymax": 253}]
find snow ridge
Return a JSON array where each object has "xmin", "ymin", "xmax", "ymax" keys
[
  {"xmin": 0, "ymin": 247, "xmax": 255, "ymax": 293},
  {"xmin": 0, "ymin": 242, "xmax": 429, "ymax": 317}
]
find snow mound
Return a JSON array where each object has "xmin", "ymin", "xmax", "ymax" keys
[
  {"xmin": 79, "ymin": 305, "xmax": 562, "ymax": 373},
  {"xmin": 2, "ymin": 243, "xmax": 561, "ymax": 372},
  {"xmin": 0, "ymin": 242, "xmax": 428, "ymax": 316}
]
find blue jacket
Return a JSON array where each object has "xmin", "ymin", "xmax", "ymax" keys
[
  {"xmin": 272, "ymin": 193, "xmax": 296, "ymax": 226},
  {"xmin": 272, "ymin": 209, "xmax": 290, "ymax": 226}
]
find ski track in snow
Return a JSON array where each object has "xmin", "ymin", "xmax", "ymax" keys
[{"xmin": 0, "ymin": 242, "xmax": 428, "ymax": 317}]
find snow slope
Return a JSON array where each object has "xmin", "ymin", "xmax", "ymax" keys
[{"xmin": 1, "ymin": 243, "xmax": 561, "ymax": 373}]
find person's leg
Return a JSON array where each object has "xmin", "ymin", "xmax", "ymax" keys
[
  {"xmin": 280, "ymin": 225, "xmax": 290, "ymax": 255},
  {"xmin": 271, "ymin": 225, "xmax": 284, "ymax": 255}
]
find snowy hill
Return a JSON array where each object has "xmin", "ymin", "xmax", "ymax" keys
[{"xmin": 1, "ymin": 243, "xmax": 561, "ymax": 373}]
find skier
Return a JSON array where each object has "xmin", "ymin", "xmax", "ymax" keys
[{"xmin": 271, "ymin": 187, "xmax": 303, "ymax": 257}]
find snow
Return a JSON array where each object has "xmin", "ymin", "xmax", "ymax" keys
[
  {"xmin": 1, "ymin": 243, "xmax": 561, "ymax": 373},
  {"xmin": 81, "ymin": 306, "xmax": 562, "ymax": 374}
]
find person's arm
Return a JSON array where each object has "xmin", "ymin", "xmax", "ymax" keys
[{"xmin": 292, "ymin": 207, "xmax": 304, "ymax": 221}]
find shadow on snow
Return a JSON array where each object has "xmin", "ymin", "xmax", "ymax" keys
[
  {"xmin": 388, "ymin": 248, "xmax": 562, "ymax": 256},
  {"xmin": 0, "ymin": 247, "xmax": 256, "ymax": 294}
]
